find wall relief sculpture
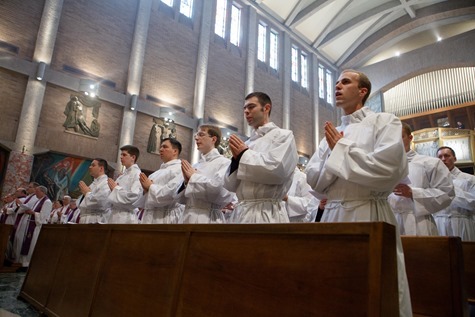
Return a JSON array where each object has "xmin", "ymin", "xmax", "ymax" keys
[
  {"xmin": 147, "ymin": 117, "xmax": 177, "ymax": 154},
  {"xmin": 63, "ymin": 94, "xmax": 101, "ymax": 138}
]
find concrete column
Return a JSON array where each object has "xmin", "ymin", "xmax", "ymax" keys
[
  {"xmin": 2, "ymin": 0, "xmax": 64, "ymax": 195},
  {"xmin": 282, "ymin": 32, "xmax": 291, "ymax": 130},
  {"xmin": 243, "ymin": 7, "xmax": 257, "ymax": 137},
  {"xmin": 311, "ymin": 54, "xmax": 320, "ymax": 152},
  {"xmin": 190, "ymin": 0, "xmax": 213, "ymax": 164},
  {"xmin": 117, "ymin": 0, "xmax": 152, "ymax": 167}
]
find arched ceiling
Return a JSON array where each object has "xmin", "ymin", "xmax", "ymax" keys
[{"xmin": 250, "ymin": 0, "xmax": 475, "ymax": 69}]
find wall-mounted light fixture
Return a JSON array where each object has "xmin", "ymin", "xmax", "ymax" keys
[
  {"xmin": 79, "ymin": 79, "xmax": 98, "ymax": 97},
  {"xmin": 36, "ymin": 62, "xmax": 46, "ymax": 81},
  {"xmin": 130, "ymin": 94, "xmax": 138, "ymax": 111}
]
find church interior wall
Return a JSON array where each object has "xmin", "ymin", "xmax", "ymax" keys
[
  {"xmin": 205, "ymin": 40, "xmax": 247, "ymax": 132},
  {"xmin": 141, "ymin": 1, "xmax": 201, "ymax": 117},
  {"xmin": 35, "ymin": 85, "xmax": 122, "ymax": 163},
  {"xmin": 254, "ymin": 68, "xmax": 284, "ymax": 129},
  {"xmin": 290, "ymin": 88, "xmax": 313, "ymax": 158},
  {"xmin": 51, "ymin": 0, "xmax": 137, "ymax": 93},
  {"xmin": 0, "ymin": 0, "xmax": 44, "ymax": 61},
  {"xmin": 0, "ymin": 70, "xmax": 27, "ymax": 142}
]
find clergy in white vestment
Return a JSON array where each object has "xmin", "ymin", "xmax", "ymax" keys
[
  {"xmin": 137, "ymin": 138, "xmax": 184, "ymax": 224},
  {"xmin": 388, "ymin": 123, "xmax": 454, "ymax": 236},
  {"xmin": 224, "ymin": 92, "xmax": 298, "ymax": 223},
  {"xmin": 24, "ymin": 186, "xmax": 52, "ymax": 268},
  {"xmin": 78, "ymin": 158, "xmax": 111, "ymax": 224},
  {"xmin": 305, "ymin": 70, "xmax": 412, "ymax": 317},
  {"xmin": 12, "ymin": 182, "xmax": 39, "ymax": 264},
  {"xmin": 180, "ymin": 125, "xmax": 235, "ymax": 223},
  {"xmin": 434, "ymin": 146, "xmax": 475, "ymax": 241},
  {"xmin": 54, "ymin": 195, "xmax": 71, "ymax": 224},
  {"xmin": 284, "ymin": 167, "xmax": 313, "ymax": 222},
  {"xmin": 107, "ymin": 145, "xmax": 143, "ymax": 224},
  {"xmin": 1, "ymin": 194, "xmax": 16, "ymax": 225}
]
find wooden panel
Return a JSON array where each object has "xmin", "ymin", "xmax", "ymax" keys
[
  {"xmin": 462, "ymin": 242, "xmax": 475, "ymax": 302},
  {"xmin": 20, "ymin": 222, "xmax": 398, "ymax": 317},
  {"xmin": 0, "ymin": 224, "xmax": 13, "ymax": 270},
  {"xmin": 90, "ymin": 228, "xmax": 189, "ymax": 317},
  {"xmin": 402, "ymin": 236, "xmax": 468, "ymax": 317},
  {"xmin": 177, "ymin": 233, "xmax": 369, "ymax": 317},
  {"xmin": 45, "ymin": 226, "xmax": 110, "ymax": 317},
  {"xmin": 20, "ymin": 225, "xmax": 68, "ymax": 308}
]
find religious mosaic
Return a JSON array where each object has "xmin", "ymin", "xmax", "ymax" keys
[{"xmin": 147, "ymin": 117, "xmax": 177, "ymax": 154}]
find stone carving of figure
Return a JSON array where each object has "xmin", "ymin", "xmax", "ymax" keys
[
  {"xmin": 147, "ymin": 118, "xmax": 165, "ymax": 154},
  {"xmin": 63, "ymin": 94, "xmax": 101, "ymax": 138}
]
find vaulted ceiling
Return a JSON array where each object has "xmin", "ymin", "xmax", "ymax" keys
[{"xmin": 251, "ymin": 0, "xmax": 475, "ymax": 69}]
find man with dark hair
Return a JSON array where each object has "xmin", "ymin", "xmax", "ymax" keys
[
  {"xmin": 224, "ymin": 92, "xmax": 298, "ymax": 223},
  {"xmin": 435, "ymin": 146, "xmax": 475, "ymax": 240},
  {"xmin": 388, "ymin": 122, "xmax": 454, "ymax": 235},
  {"xmin": 78, "ymin": 158, "xmax": 111, "ymax": 224},
  {"xmin": 138, "ymin": 138, "xmax": 184, "ymax": 224},
  {"xmin": 180, "ymin": 125, "xmax": 235, "ymax": 223},
  {"xmin": 305, "ymin": 69, "xmax": 412, "ymax": 317},
  {"xmin": 108, "ymin": 145, "xmax": 142, "ymax": 223}
]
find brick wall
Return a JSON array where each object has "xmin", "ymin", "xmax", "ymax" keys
[
  {"xmin": 51, "ymin": 0, "xmax": 137, "ymax": 92},
  {"xmin": 290, "ymin": 88, "xmax": 313, "ymax": 157},
  {"xmin": 254, "ymin": 68, "xmax": 284, "ymax": 129},
  {"xmin": 35, "ymin": 85, "xmax": 122, "ymax": 163},
  {"xmin": 0, "ymin": 0, "xmax": 43, "ymax": 60},
  {"xmin": 0, "ymin": 70, "xmax": 27, "ymax": 142}
]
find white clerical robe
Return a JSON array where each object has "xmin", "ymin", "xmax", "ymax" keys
[
  {"xmin": 388, "ymin": 150, "xmax": 454, "ymax": 235},
  {"xmin": 286, "ymin": 167, "xmax": 313, "ymax": 222},
  {"xmin": 434, "ymin": 166, "xmax": 475, "ymax": 241},
  {"xmin": 27, "ymin": 197, "xmax": 52, "ymax": 265},
  {"xmin": 224, "ymin": 122, "xmax": 298, "ymax": 223},
  {"xmin": 180, "ymin": 149, "xmax": 235, "ymax": 223},
  {"xmin": 108, "ymin": 164, "xmax": 142, "ymax": 224},
  {"xmin": 79, "ymin": 174, "xmax": 111, "ymax": 224},
  {"xmin": 13, "ymin": 194, "xmax": 38, "ymax": 263},
  {"xmin": 137, "ymin": 159, "xmax": 184, "ymax": 224},
  {"xmin": 3, "ymin": 201, "xmax": 17, "ymax": 225},
  {"xmin": 305, "ymin": 107, "xmax": 412, "ymax": 317}
]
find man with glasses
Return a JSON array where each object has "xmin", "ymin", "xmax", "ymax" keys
[
  {"xmin": 224, "ymin": 92, "xmax": 298, "ymax": 223},
  {"xmin": 179, "ymin": 125, "xmax": 235, "ymax": 223}
]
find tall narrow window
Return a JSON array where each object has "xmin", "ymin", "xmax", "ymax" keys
[
  {"xmin": 230, "ymin": 4, "xmax": 241, "ymax": 46},
  {"xmin": 161, "ymin": 0, "xmax": 174, "ymax": 6},
  {"xmin": 257, "ymin": 23, "xmax": 267, "ymax": 62},
  {"xmin": 291, "ymin": 47, "xmax": 299, "ymax": 82},
  {"xmin": 180, "ymin": 0, "xmax": 193, "ymax": 18},
  {"xmin": 326, "ymin": 70, "xmax": 333, "ymax": 104},
  {"xmin": 215, "ymin": 0, "xmax": 227, "ymax": 38},
  {"xmin": 269, "ymin": 30, "xmax": 278, "ymax": 70},
  {"xmin": 318, "ymin": 65, "xmax": 325, "ymax": 98},
  {"xmin": 300, "ymin": 53, "xmax": 308, "ymax": 88}
]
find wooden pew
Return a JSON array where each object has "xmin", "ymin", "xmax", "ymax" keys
[
  {"xmin": 401, "ymin": 236, "xmax": 469, "ymax": 317},
  {"xmin": 0, "ymin": 224, "xmax": 13, "ymax": 272},
  {"xmin": 21, "ymin": 222, "xmax": 398, "ymax": 317},
  {"xmin": 462, "ymin": 242, "xmax": 475, "ymax": 305}
]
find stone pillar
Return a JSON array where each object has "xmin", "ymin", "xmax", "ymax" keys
[
  {"xmin": 282, "ymin": 32, "xmax": 291, "ymax": 130},
  {"xmin": 243, "ymin": 7, "xmax": 257, "ymax": 137},
  {"xmin": 190, "ymin": 0, "xmax": 213, "ymax": 164},
  {"xmin": 311, "ymin": 54, "xmax": 320, "ymax": 152},
  {"xmin": 116, "ymin": 0, "xmax": 152, "ymax": 167},
  {"xmin": 2, "ymin": 0, "xmax": 64, "ymax": 195}
]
